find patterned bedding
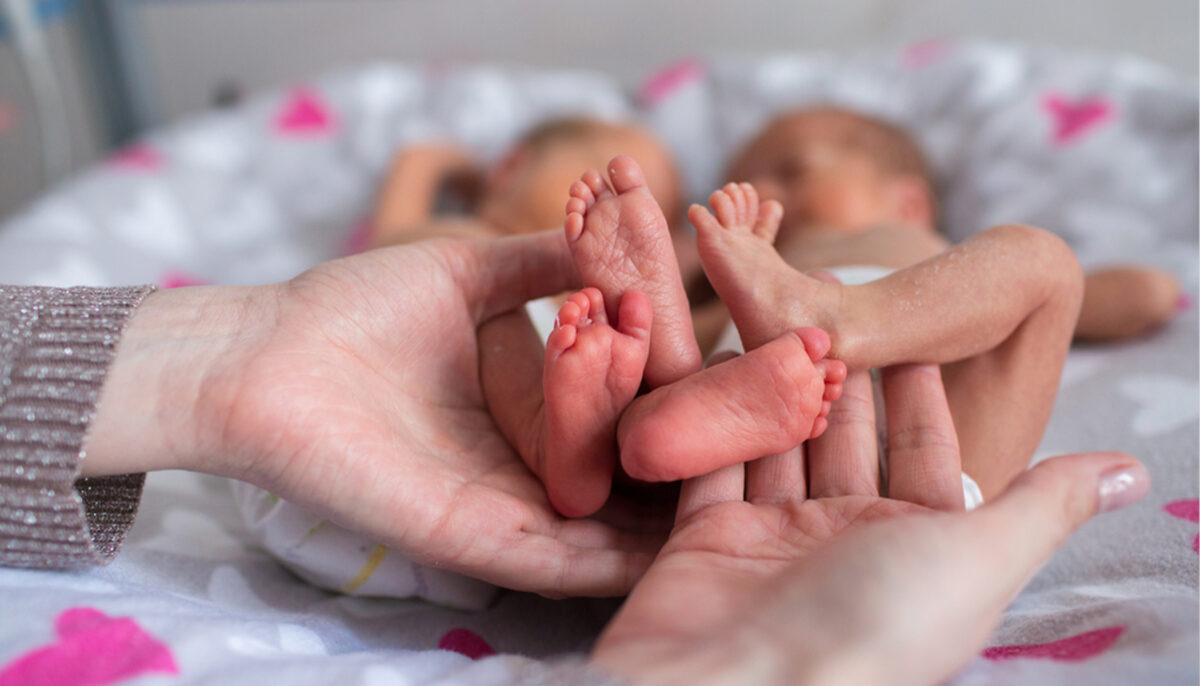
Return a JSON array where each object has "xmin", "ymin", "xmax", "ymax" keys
[{"xmin": 0, "ymin": 40, "xmax": 1196, "ymax": 685}]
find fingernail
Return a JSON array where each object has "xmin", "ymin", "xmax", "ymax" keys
[
  {"xmin": 1097, "ymin": 465, "xmax": 1151, "ymax": 513},
  {"xmin": 1176, "ymin": 293, "xmax": 1191, "ymax": 312}
]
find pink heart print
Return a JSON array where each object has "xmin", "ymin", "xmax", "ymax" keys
[
  {"xmin": 159, "ymin": 270, "xmax": 210, "ymax": 289},
  {"xmin": 639, "ymin": 59, "xmax": 705, "ymax": 106},
  {"xmin": 983, "ymin": 625, "xmax": 1125, "ymax": 662},
  {"xmin": 106, "ymin": 144, "xmax": 163, "ymax": 171},
  {"xmin": 437, "ymin": 628, "xmax": 497, "ymax": 660},
  {"xmin": 274, "ymin": 88, "xmax": 336, "ymax": 135},
  {"xmin": 1042, "ymin": 94, "xmax": 1113, "ymax": 145},
  {"xmin": 902, "ymin": 38, "xmax": 952, "ymax": 69},
  {"xmin": 1164, "ymin": 499, "xmax": 1199, "ymax": 552},
  {"xmin": 342, "ymin": 218, "xmax": 374, "ymax": 256},
  {"xmin": 0, "ymin": 607, "xmax": 178, "ymax": 686}
]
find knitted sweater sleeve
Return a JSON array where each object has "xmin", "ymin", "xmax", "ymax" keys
[{"xmin": 0, "ymin": 285, "xmax": 154, "ymax": 567}]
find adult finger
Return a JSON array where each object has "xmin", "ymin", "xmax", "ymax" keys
[
  {"xmin": 677, "ymin": 350, "xmax": 746, "ymax": 523},
  {"xmin": 971, "ymin": 451, "xmax": 1150, "ymax": 574},
  {"xmin": 460, "ymin": 230, "xmax": 582, "ymax": 321},
  {"xmin": 882, "ymin": 364, "xmax": 964, "ymax": 511},
  {"xmin": 806, "ymin": 369, "xmax": 879, "ymax": 498},
  {"xmin": 468, "ymin": 531, "xmax": 659, "ymax": 598},
  {"xmin": 747, "ymin": 452, "xmax": 1149, "ymax": 686},
  {"xmin": 745, "ymin": 445, "xmax": 806, "ymax": 505},
  {"xmin": 676, "ymin": 464, "xmax": 746, "ymax": 525},
  {"xmin": 919, "ymin": 452, "xmax": 1150, "ymax": 681}
]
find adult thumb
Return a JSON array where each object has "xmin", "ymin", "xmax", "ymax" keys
[
  {"xmin": 457, "ymin": 229, "xmax": 582, "ymax": 321},
  {"xmin": 972, "ymin": 451, "xmax": 1150, "ymax": 576}
]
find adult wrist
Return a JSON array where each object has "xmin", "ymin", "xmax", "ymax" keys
[{"xmin": 83, "ymin": 283, "xmax": 277, "ymax": 477}]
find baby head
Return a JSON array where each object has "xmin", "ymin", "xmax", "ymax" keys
[
  {"xmin": 480, "ymin": 118, "xmax": 682, "ymax": 235},
  {"xmin": 727, "ymin": 107, "xmax": 936, "ymax": 236}
]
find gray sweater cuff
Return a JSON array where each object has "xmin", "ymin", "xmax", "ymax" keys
[{"xmin": 0, "ymin": 285, "xmax": 154, "ymax": 568}]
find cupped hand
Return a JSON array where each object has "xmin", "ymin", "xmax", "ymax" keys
[
  {"xmin": 593, "ymin": 362, "xmax": 1149, "ymax": 686},
  {"xmin": 89, "ymin": 230, "xmax": 663, "ymax": 596}
]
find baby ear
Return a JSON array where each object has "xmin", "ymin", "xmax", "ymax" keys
[{"xmin": 887, "ymin": 174, "xmax": 936, "ymax": 229}]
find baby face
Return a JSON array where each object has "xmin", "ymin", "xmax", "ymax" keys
[
  {"xmin": 490, "ymin": 129, "xmax": 680, "ymax": 234},
  {"xmin": 729, "ymin": 112, "xmax": 916, "ymax": 233}
]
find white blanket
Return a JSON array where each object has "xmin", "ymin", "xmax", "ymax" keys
[{"xmin": 0, "ymin": 42, "xmax": 1195, "ymax": 685}]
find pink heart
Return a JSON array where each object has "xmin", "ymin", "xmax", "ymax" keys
[
  {"xmin": 106, "ymin": 144, "xmax": 163, "ymax": 171},
  {"xmin": 1164, "ymin": 499, "xmax": 1198, "ymax": 523},
  {"xmin": 902, "ymin": 38, "xmax": 952, "ymax": 69},
  {"xmin": 640, "ymin": 59, "xmax": 705, "ymax": 106},
  {"xmin": 0, "ymin": 607, "xmax": 178, "ymax": 686},
  {"xmin": 1164, "ymin": 499, "xmax": 1199, "ymax": 552},
  {"xmin": 159, "ymin": 270, "xmax": 209, "ymax": 289},
  {"xmin": 983, "ymin": 625, "xmax": 1125, "ymax": 662},
  {"xmin": 342, "ymin": 218, "xmax": 374, "ymax": 256},
  {"xmin": 1042, "ymin": 94, "xmax": 1113, "ymax": 145},
  {"xmin": 437, "ymin": 628, "xmax": 496, "ymax": 660},
  {"xmin": 274, "ymin": 88, "xmax": 336, "ymax": 135}
]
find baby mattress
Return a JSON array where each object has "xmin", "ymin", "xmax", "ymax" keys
[{"xmin": 0, "ymin": 41, "xmax": 1195, "ymax": 685}]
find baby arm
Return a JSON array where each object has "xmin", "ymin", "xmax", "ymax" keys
[
  {"xmin": 1077, "ymin": 265, "xmax": 1181, "ymax": 341},
  {"xmin": 691, "ymin": 183, "xmax": 1083, "ymax": 499},
  {"xmin": 370, "ymin": 144, "xmax": 483, "ymax": 247}
]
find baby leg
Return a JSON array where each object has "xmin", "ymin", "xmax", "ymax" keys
[
  {"xmin": 839, "ymin": 225, "xmax": 1081, "ymax": 498},
  {"xmin": 483, "ymin": 290, "xmax": 653, "ymax": 518},
  {"xmin": 565, "ymin": 155, "xmax": 702, "ymax": 388},
  {"xmin": 1076, "ymin": 266, "xmax": 1181, "ymax": 341},
  {"xmin": 480, "ymin": 308, "xmax": 550, "ymax": 475},
  {"xmin": 618, "ymin": 328, "xmax": 845, "ymax": 483},
  {"xmin": 692, "ymin": 185, "xmax": 1082, "ymax": 498},
  {"xmin": 542, "ymin": 288, "xmax": 653, "ymax": 517}
]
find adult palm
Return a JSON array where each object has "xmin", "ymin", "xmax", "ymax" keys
[
  {"xmin": 595, "ymin": 365, "xmax": 947, "ymax": 657},
  {"xmin": 593, "ymin": 363, "xmax": 1147, "ymax": 686},
  {"xmin": 115, "ymin": 230, "xmax": 661, "ymax": 596}
]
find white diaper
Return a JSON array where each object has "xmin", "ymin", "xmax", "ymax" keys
[
  {"xmin": 230, "ymin": 481, "xmax": 498, "ymax": 609},
  {"xmin": 712, "ymin": 265, "xmax": 985, "ymax": 510},
  {"xmin": 229, "ymin": 297, "xmax": 563, "ymax": 609}
]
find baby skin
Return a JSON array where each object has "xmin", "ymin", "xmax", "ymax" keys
[
  {"xmin": 492, "ymin": 157, "xmax": 845, "ymax": 517},
  {"xmin": 690, "ymin": 183, "xmax": 1083, "ymax": 500}
]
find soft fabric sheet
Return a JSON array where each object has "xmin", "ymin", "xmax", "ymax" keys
[{"xmin": 0, "ymin": 42, "xmax": 1196, "ymax": 684}]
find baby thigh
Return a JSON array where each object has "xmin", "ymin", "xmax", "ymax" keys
[{"xmin": 941, "ymin": 228, "xmax": 1084, "ymax": 499}]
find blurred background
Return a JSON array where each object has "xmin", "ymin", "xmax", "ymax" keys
[{"xmin": 0, "ymin": 0, "xmax": 1196, "ymax": 222}]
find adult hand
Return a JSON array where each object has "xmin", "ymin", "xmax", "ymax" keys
[
  {"xmin": 593, "ymin": 363, "xmax": 1149, "ymax": 685},
  {"xmin": 84, "ymin": 230, "xmax": 662, "ymax": 596}
]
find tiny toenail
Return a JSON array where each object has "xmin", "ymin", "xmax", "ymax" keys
[{"xmin": 1176, "ymin": 293, "xmax": 1191, "ymax": 312}]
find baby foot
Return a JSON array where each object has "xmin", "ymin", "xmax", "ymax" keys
[
  {"xmin": 618, "ymin": 327, "xmax": 846, "ymax": 483},
  {"xmin": 690, "ymin": 183, "xmax": 841, "ymax": 351},
  {"xmin": 565, "ymin": 155, "xmax": 702, "ymax": 388},
  {"xmin": 542, "ymin": 287, "xmax": 653, "ymax": 517}
]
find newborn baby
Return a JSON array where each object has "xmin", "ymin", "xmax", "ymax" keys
[
  {"xmin": 370, "ymin": 116, "xmax": 684, "ymax": 247},
  {"xmin": 374, "ymin": 117, "xmax": 842, "ymax": 516},
  {"xmin": 720, "ymin": 107, "xmax": 1182, "ymax": 343},
  {"xmin": 237, "ymin": 118, "xmax": 682, "ymax": 607},
  {"xmin": 689, "ymin": 106, "xmax": 1162, "ymax": 501},
  {"xmin": 235, "ymin": 120, "xmax": 845, "ymax": 608}
]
